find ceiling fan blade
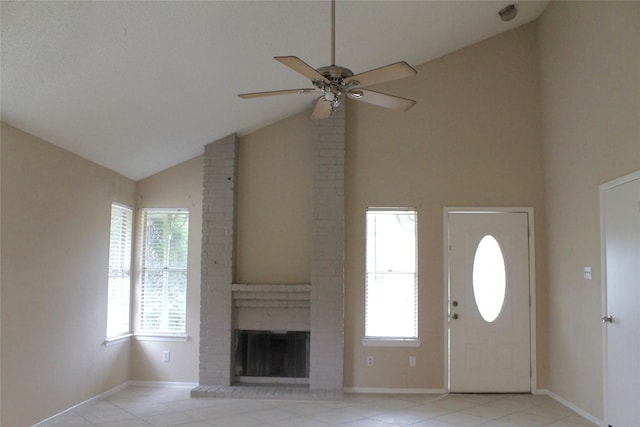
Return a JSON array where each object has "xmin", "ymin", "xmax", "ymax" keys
[
  {"xmin": 275, "ymin": 56, "xmax": 330, "ymax": 84},
  {"xmin": 310, "ymin": 97, "xmax": 332, "ymax": 120},
  {"xmin": 347, "ymin": 89, "xmax": 416, "ymax": 112},
  {"xmin": 344, "ymin": 61, "xmax": 417, "ymax": 88},
  {"xmin": 238, "ymin": 88, "xmax": 320, "ymax": 99}
]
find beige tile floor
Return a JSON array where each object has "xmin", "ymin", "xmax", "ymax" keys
[{"xmin": 39, "ymin": 386, "xmax": 599, "ymax": 427}]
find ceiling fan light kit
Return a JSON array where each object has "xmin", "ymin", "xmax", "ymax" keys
[{"xmin": 238, "ymin": 0, "xmax": 417, "ymax": 120}]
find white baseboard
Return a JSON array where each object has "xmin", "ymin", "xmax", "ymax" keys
[
  {"xmin": 128, "ymin": 380, "xmax": 199, "ymax": 389},
  {"xmin": 344, "ymin": 387, "xmax": 447, "ymax": 395},
  {"xmin": 32, "ymin": 381, "xmax": 199, "ymax": 426},
  {"xmin": 32, "ymin": 382, "xmax": 129, "ymax": 426},
  {"xmin": 536, "ymin": 389, "xmax": 604, "ymax": 427}
]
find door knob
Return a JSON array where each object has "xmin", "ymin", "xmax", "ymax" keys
[{"xmin": 602, "ymin": 315, "xmax": 613, "ymax": 324}]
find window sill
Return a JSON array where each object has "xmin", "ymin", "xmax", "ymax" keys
[
  {"xmin": 104, "ymin": 334, "xmax": 133, "ymax": 347},
  {"xmin": 134, "ymin": 334, "xmax": 190, "ymax": 342},
  {"xmin": 362, "ymin": 338, "xmax": 421, "ymax": 347}
]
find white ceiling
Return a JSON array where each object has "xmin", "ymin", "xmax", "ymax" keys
[{"xmin": 1, "ymin": 1, "xmax": 548, "ymax": 180}]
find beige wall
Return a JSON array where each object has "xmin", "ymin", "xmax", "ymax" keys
[
  {"xmin": 344, "ymin": 23, "xmax": 546, "ymax": 390},
  {"xmin": 131, "ymin": 155, "xmax": 203, "ymax": 383},
  {"xmin": 538, "ymin": 1, "xmax": 640, "ymax": 419},
  {"xmin": 0, "ymin": 123, "xmax": 136, "ymax": 426},
  {"xmin": 237, "ymin": 112, "xmax": 312, "ymax": 284}
]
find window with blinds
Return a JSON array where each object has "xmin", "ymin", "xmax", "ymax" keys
[
  {"xmin": 365, "ymin": 209, "xmax": 418, "ymax": 339},
  {"xmin": 107, "ymin": 203, "xmax": 133, "ymax": 339},
  {"xmin": 139, "ymin": 209, "xmax": 189, "ymax": 335}
]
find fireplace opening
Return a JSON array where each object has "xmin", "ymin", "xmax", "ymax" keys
[{"xmin": 235, "ymin": 330, "xmax": 310, "ymax": 379}]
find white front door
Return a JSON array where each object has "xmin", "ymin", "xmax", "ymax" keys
[
  {"xmin": 602, "ymin": 173, "xmax": 640, "ymax": 427},
  {"xmin": 447, "ymin": 211, "xmax": 531, "ymax": 393}
]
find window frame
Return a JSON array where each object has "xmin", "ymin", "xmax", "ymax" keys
[
  {"xmin": 363, "ymin": 207, "xmax": 420, "ymax": 347},
  {"xmin": 105, "ymin": 202, "xmax": 134, "ymax": 343},
  {"xmin": 136, "ymin": 208, "xmax": 190, "ymax": 339}
]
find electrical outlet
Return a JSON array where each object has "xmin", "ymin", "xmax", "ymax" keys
[
  {"xmin": 162, "ymin": 350, "xmax": 170, "ymax": 363},
  {"xmin": 366, "ymin": 355, "xmax": 374, "ymax": 366},
  {"xmin": 409, "ymin": 356, "xmax": 416, "ymax": 367}
]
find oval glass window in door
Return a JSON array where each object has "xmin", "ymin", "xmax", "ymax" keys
[{"xmin": 472, "ymin": 235, "xmax": 506, "ymax": 322}]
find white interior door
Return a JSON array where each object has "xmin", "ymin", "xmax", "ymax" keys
[
  {"xmin": 602, "ymin": 174, "xmax": 640, "ymax": 427},
  {"xmin": 448, "ymin": 211, "xmax": 531, "ymax": 393}
]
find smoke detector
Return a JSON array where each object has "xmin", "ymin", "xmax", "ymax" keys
[{"xmin": 499, "ymin": 4, "xmax": 518, "ymax": 22}]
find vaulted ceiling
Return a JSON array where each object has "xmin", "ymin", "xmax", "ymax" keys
[{"xmin": 1, "ymin": 1, "xmax": 548, "ymax": 180}]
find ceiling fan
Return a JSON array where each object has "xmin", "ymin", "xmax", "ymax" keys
[{"xmin": 238, "ymin": 0, "xmax": 418, "ymax": 120}]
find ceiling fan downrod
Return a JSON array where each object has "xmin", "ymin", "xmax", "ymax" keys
[{"xmin": 331, "ymin": 0, "xmax": 336, "ymax": 66}]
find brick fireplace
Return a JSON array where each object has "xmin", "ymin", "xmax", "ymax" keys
[{"xmin": 192, "ymin": 107, "xmax": 345, "ymax": 399}]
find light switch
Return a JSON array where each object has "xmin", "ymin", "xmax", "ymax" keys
[{"xmin": 583, "ymin": 267, "xmax": 592, "ymax": 280}]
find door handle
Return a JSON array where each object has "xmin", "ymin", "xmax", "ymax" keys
[{"xmin": 602, "ymin": 315, "xmax": 613, "ymax": 324}]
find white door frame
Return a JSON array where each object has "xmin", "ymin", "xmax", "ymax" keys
[
  {"xmin": 443, "ymin": 207, "xmax": 537, "ymax": 393},
  {"xmin": 600, "ymin": 169, "xmax": 640, "ymax": 424}
]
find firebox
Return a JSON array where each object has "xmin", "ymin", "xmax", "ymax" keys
[{"xmin": 234, "ymin": 330, "xmax": 310, "ymax": 380}]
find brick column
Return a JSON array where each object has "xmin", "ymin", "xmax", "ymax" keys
[
  {"xmin": 199, "ymin": 134, "xmax": 238, "ymax": 386},
  {"xmin": 309, "ymin": 106, "xmax": 345, "ymax": 392}
]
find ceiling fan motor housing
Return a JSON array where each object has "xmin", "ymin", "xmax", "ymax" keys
[{"xmin": 314, "ymin": 65, "xmax": 360, "ymax": 109}]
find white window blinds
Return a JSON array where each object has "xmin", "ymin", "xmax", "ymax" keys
[
  {"xmin": 365, "ymin": 209, "xmax": 418, "ymax": 339},
  {"xmin": 139, "ymin": 209, "xmax": 189, "ymax": 334},
  {"xmin": 107, "ymin": 203, "xmax": 133, "ymax": 339}
]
